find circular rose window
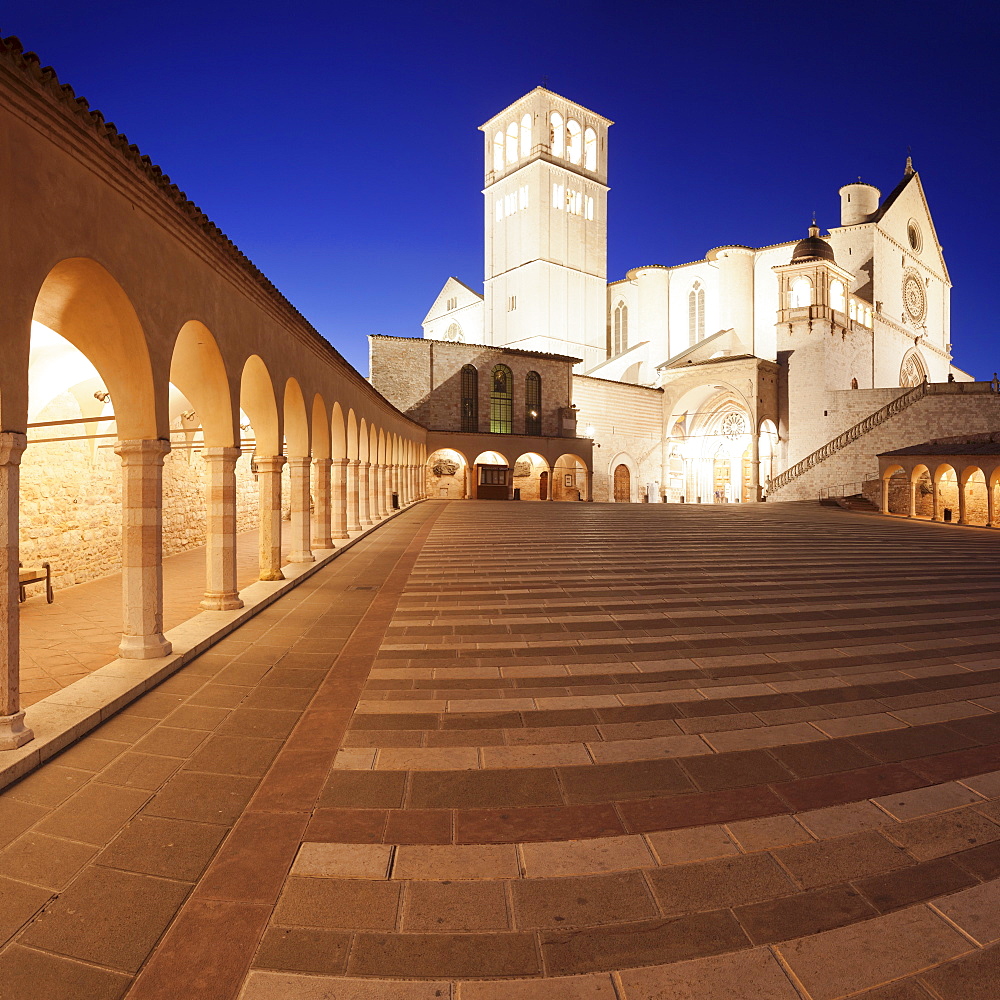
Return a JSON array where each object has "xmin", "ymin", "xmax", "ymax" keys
[
  {"xmin": 903, "ymin": 272, "xmax": 926, "ymax": 323},
  {"xmin": 722, "ymin": 412, "xmax": 746, "ymax": 440}
]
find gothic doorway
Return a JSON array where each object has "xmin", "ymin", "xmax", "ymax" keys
[
  {"xmin": 713, "ymin": 453, "xmax": 731, "ymax": 503},
  {"xmin": 741, "ymin": 446, "xmax": 753, "ymax": 502},
  {"xmin": 613, "ymin": 464, "xmax": 630, "ymax": 502},
  {"xmin": 539, "ymin": 471, "xmax": 548, "ymax": 500}
]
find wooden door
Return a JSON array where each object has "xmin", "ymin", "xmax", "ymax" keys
[{"xmin": 613, "ymin": 464, "xmax": 630, "ymax": 503}]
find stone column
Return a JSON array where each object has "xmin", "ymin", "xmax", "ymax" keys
[
  {"xmin": 374, "ymin": 463, "xmax": 385, "ymax": 517},
  {"xmin": 932, "ymin": 480, "xmax": 943, "ymax": 521},
  {"xmin": 287, "ymin": 457, "xmax": 314, "ymax": 563},
  {"xmin": 255, "ymin": 455, "xmax": 286, "ymax": 581},
  {"xmin": 115, "ymin": 439, "xmax": 172, "ymax": 659},
  {"xmin": 881, "ymin": 476, "xmax": 890, "ymax": 516},
  {"xmin": 586, "ymin": 469, "xmax": 594, "ymax": 502},
  {"xmin": 312, "ymin": 458, "xmax": 333, "ymax": 550},
  {"xmin": 908, "ymin": 481, "xmax": 918, "ymax": 518},
  {"xmin": 0, "ymin": 433, "xmax": 31, "ymax": 750},
  {"xmin": 466, "ymin": 465, "xmax": 475, "ymax": 500},
  {"xmin": 750, "ymin": 433, "xmax": 762, "ymax": 502},
  {"xmin": 200, "ymin": 447, "xmax": 243, "ymax": 611},
  {"xmin": 958, "ymin": 479, "xmax": 969, "ymax": 526},
  {"xmin": 989, "ymin": 481, "xmax": 997, "ymax": 528},
  {"xmin": 332, "ymin": 458, "xmax": 349, "ymax": 538},
  {"xmin": 346, "ymin": 459, "xmax": 362, "ymax": 532},
  {"xmin": 359, "ymin": 462, "xmax": 373, "ymax": 525}
]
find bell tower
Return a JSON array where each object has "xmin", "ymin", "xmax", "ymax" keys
[{"xmin": 480, "ymin": 88, "xmax": 611, "ymax": 370}]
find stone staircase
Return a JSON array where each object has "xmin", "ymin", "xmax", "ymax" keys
[{"xmin": 768, "ymin": 382, "xmax": 1000, "ymax": 502}]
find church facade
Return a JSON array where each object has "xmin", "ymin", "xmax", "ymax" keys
[{"xmin": 392, "ymin": 87, "xmax": 991, "ymax": 504}]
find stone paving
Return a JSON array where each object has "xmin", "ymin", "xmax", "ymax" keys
[{"xmin": 2, "ymin": 500, "xmax": 1000, "ymax": 998}]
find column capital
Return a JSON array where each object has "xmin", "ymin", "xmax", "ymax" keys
[
  {"xmin": 114, "ymin": 438, "xmax": 171, "ymax": 464},
  {"xmin": 201, "ymin": 446, "xmax": 241, "ymax": 465},
  {"xmin": 312, "ymin": 456, "xmax": 333, "ymax": 469},
  {"xmin": 0, "ymin": 432, "xmax": 26, "ymax": 466},
  {"xmin": 286, "ymin": 455, "xmax": 311, "ymax": 470},
  {"xmin": 253, "ymin": 454, "xmax": 286, "ymax": 474},
  {"xmin": 333, "ymin": 457, "xmax": 350, "ymax": 468}
]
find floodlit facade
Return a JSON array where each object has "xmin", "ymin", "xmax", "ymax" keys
[{"xmin": 411, "ymin": 87, "xmax": 1000, "ymax": 504}]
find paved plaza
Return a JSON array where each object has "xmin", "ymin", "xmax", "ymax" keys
[{"xmin": 2, "ymin": 500, "xmax": 1000, "ymax": 998}]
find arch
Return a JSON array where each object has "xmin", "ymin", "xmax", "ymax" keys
[
  {"xmin": 346, "ymin": 409, "xmax": 359, "ymax": 460},
  {"xmin": 472, "ymin": 449, "xmax": 510, "ymax": 467},
  {"xmin": 900, "ymin": 348, "xmax": 928, "ymax": 387},
  {"xmin": 550, "ymin": 111, "xmax": 564, "ymax": 158},
  {"xmin": 584, "ymin": 127, "xmax": 597, "ymax": 171},
  {"xmin": 961, "ymin": 464, "xmax": 988, "ymax": 526},
  {"xmin": 512, "ymin": 452, "xmax": 550, "ymax": 502},
  {"xmin": 427, "ymin": 447, "xmax": 469, "ymax": 500},
  {"xmin": 31, "ymin": 258, "xmax": 158, "ymax": 440},
  {"xmin": 490, "ymin": 363, "xmax": 513, "ymax": 434},
  {"xmin": 167, "ymin": 321, "xmax": 235, "ymax": 448},
  {"xmin": 311, "ymin": 394, "xmax": 330, "ymax": 460},
  {"xmin": 790, "ymin": 276, "xmax": 812, "ymax": 309},
  {"xmin": 830, "ymin": 278, "xmax": 846, "ymax": 313},
  {"xmin": 331, "ymin": 402, "xmax": 347, "ymax": 460},
  {"xmin": 505, "ymin": 120, "xmax": 519, "ymax": 164},
  {"xmin": 520, "ymin": 113, "xmax": 532, "ymax": 158},
  {"xmin": 553, "ymin": 452, "xmax": 589, "ymax": 501},
  {"xmin": 492, "ymin": 131, "xmax": 504, "ymax": 172},
  {"xmin": 358, "ymin": 418, "xmax": 369, "ymax": 462},
  {"xmin": 525, "ymin": 371, "xmax": 541, "ymax": 435},
  {"xmin": 282, "ymin": 378, "xmax": 309, "ymax": 457},
  {"xmin": 239, "ymin": 355, "xmax": 279, "ymax": 456},
  {"xmin": 566, "ymin": 119, "xmax": 582, "ymax": 164}
]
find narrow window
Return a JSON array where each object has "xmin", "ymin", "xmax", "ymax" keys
[
  {"xmin": 550, "ymin": 111, "xmax": 564, "ymax": 157},
  {"xmin": 460, "ymin": 365, "xmax": 478, "ymax": 432},
  {"xmin": 552, "ymin": 182, "xmax": 564, "ymax": 209},
  {"xmin": 490, "ymin": 364, "xmax": 513, "ymax": 434},
  {"xmin": 584, "ymin": 127, "xmax": 597, "ymax": 170},
  {"xmin": 495, "ymin": 199, "xmax": 502, "ymax": 222},
  {"xmin": 613, "ymin": 301, "xmax": 628, "ymax": 355},
  {"xmin": 849, "ymin": 300, "xmax": 857, "ymax": 321},
  {"xmin": 506, "ymin": 121, "xmax": 518, "ymax": 164},
  {"xmin": 566, "ymin": 119, "xmax": 582, "ymax": 164},
  {"xmin": 585, "ymin": 196, "xmax": 594, "ymax": 221},
  {"xmin": 697, "ymin": 287, "xmax": 705, "ymax": 341},
  {"xmin": 688, "ymin": 281, "xmax": 705, "ymax": 343},
  {"xmin": 519, "ymin": 185, "xmax": 528, "ymax": 211},
  {"xmin": 520, "ymin": 113, "xmax": 532, "ymax": 158},
  {"xmin": 493, "ymin": 131, "xmax": 504, "ymax": 172},
  {"xmin": 525, "ymin": 371, "xmax": 542, "ymax": 435}
]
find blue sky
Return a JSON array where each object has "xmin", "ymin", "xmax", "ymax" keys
[{"xmin": 8, "ymin": 1, "xmax": 998, "ymax": 376}]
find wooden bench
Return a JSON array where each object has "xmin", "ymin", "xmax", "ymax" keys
[{"xmin": 18, "ymin": 562, "xmax": 53, "ymax": 604}]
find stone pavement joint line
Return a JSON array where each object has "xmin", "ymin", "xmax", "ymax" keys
[{"xmin": 2, "ymin": 501, "xmax": 1000, "ymax": 999}]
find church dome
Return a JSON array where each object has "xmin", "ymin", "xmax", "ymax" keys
[{"xmin": 791, "ymin": 223, "xmax": 836, "ymax": 264}]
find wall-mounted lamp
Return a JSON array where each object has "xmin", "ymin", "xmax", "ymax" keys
[{"xmin": 93, "ymin": 389, "xmax": 111, "ymax": 403}]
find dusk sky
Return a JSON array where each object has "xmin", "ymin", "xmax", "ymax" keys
[{"xmin": 8, "ymin": 1, "xmax": 998, "ymax": 377}]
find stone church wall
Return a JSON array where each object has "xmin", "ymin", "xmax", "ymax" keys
[{"xmin": 572, "ymin": 375, "xmax": 663, "ymax": 501}]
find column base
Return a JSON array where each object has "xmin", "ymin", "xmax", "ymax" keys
[
  {"xmin": 200, "ymin": 593, "xmax": 245, "ymax": 611},
  {"xmin": 347, "ymin": 522, "xmax": 362, "ymax": 533},
  {"xmin": 288, "ymin": 551, "xmax": 315, "ymax": 564},
  {"xmin": 313, "ymin": 536, "xmax": 335, "ymax": 550},
  {"xmin": 118, "ymin": 633, "xmax": 172, "ymax": 659},
  {"xmin": 260, "ymin": 570, "xmax": 286, "ymax": 582},
  {"xmin": 0, "ymin": 711, "xmax": 33, "ymax": 751}
]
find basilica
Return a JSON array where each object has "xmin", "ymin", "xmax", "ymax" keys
[{"xmin": 373, "ymin": 87, "xmax": 997, "ymax": 504}]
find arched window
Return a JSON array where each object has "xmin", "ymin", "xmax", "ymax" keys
[
  {"xmin": 525, "ymin": 371, "xmax": 542, "ymax": 435},
  {"xmin": 566, "ymin": 119, "xmax": 582, "ymax": 164},
  {"xmin": 584, "ymin": 127, "xmax": 597, "ymax": 171},
  {"xmin": 492, "ymin": 131, "xmax": 504, "ymax": 173},
  {"xmin": 899, "ymin": 349, "xmax": 928, "ymax": 388},
  {"xmin": 688, "ymin": 282, "xmax": 705, "ymax": 343},
  {"xmin": 612, "ymin": 301, "xmax": 628, "ymax": 355},
  {"xmin": 550, "ymin": 111, "xmax": 564, "ymax": 157},
  {"xmin": 790, "ymin": 277, "xmax": 812, "ymax": 308},
  {"xmin": 490, "ymin": 364, "xmax": 513, "ymax": 433},
  {"xmin": 830, "ymin": 279, "xmax": 846, "ymax": 313},
  {"xmin": 460, "ymin": 365, "xmax": 478, "ymax": 432},
  {"xmin": 520, "ymin": 113, "xmax": 532, "ymax": 158},
  {"xmin": 505, "ymin": 121, "xmax": 519, "ymax": 165},
  {"xmin": 444, "ymin": 322, "xmax": 463, "ymax": 343}
]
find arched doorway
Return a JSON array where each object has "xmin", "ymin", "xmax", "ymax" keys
[
  {"xmin": 539, "ymin": 471, "xmax": 548, "ymax": 500},
  {"xmin": 713, "ymin": 447, "xmax": 731, "ymax": 503},
  {"xmin": 613, "ymin": 464, "xmax": 631, "ymax": 503}
]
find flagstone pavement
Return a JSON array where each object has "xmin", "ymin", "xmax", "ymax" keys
[{"xmin": 3, "ymin": 499, "xmax": 1000, "ymax": 999}]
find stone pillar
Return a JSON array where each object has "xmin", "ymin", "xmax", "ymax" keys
[
  {"xmin": 200, "ymin": 447, "xmax": 243, "ymax": 611},
  {"xmin": 958, "ymin": 479, "xmax": 969, "ymax": 526},
  {"xmin": 359, "ymin": 462, "xmax": 373, "ymax": 525},
  {"xmin": 332, "ymin": 458, "xmax": 349, "ymax": 538},
  {"xmin": 466, "ymin": 465, "xmax": 475, "ymax": 500},
  {"xmin": 0, "ymin": 433, "xmax": 31, "ymax": 750},
  {"xmin": 115, "ymin": 439, "xmax": 172, "ymax": 659},
  {"xmin": 881, "ymin": 476, "xmax": 890, "ymax": 516},
  {"xmin": 909, "ymin": 481, "xmax": 918, "ymax": 518},
  {"xmin": 989, "ymin": 482, "xmax": 997, "ymax": 528},
  {"xmin": 932, "ymin": 480, "xmax": 943, "ymax": 521},
  {"xmin": 255, "ymin": 455, "xmax": 286, "ymax": 581},
  {"xmin": 312, "ymin": 458, "xmax": 333, "ymax": 550},
  {"xmin": 750, "ymin": 433, "xmax": 762, "ymax": 502},
  {"xmin": 346, "ymin": 459, "xmax": 362, "ymax": 532},
  {"xmin": 287, "ymin": 457, "xmax": 314, "ymax": 563},
  {"xmin": 375, "ymin": 463, "xmax": 386, "ymax": 517}
]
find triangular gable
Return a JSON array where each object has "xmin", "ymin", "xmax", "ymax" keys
[
  {"xmin": 872, "ymin": 170, "xmax": 950, "ymax": 283},
  {"xmin": 422, "ymin": 277, "xmax": 483, "ymax": 324},
  {"xmin": 658, "ymin": 328, "xmax": 751, "ymax": 369}
]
